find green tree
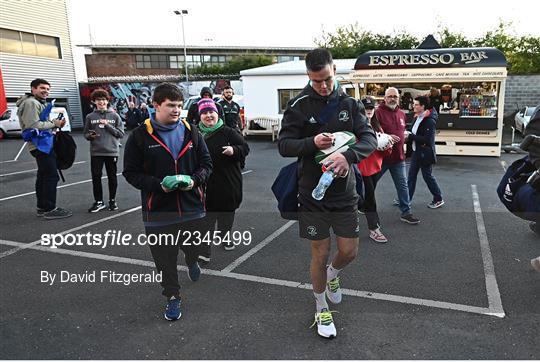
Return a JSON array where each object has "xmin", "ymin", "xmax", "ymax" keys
[
  {"xmin": 437, "ymin": 26, "xmax": 475, "ymax": 48},
  {"xmin": 223, "ymin": 54, "xmax": 274, "ymax": 74},
  {"xmin": 315, "ymin": 23, "xmax": 419, "ymax": 58},
  {"xmin": 475, "ymin": 22, "xmax": 540, "ymax": 74},
  {"xmin": 508, "ymin": 36, "xmax": 540, "ymax": 74},
  {"xmin": 188, "ymin": 54, "xmax": 274, "ymax": 76},
  {"xmin": 315, "ymin": 21, "xmax": 540, "ymax": 74}
]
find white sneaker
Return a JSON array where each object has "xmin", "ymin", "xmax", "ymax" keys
[
  {"xmin": 531, "ymin": 257, "xmax": 540, "ymax": 273},
  {"xmin": 311, "ymin": 308, "xmax": 337, "ymax": 338},
  {"xmin": 369, "ymin": 228, "xmax": 388, "ymax": 243},
  {"xmin": 326, "ymin": 277, "xmax": 342, "ymax": 304},
  {"xmin": 427, "ymin": 200, "xmax": 445, "ymax": 209}
]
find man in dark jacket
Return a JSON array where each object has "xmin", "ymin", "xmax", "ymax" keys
[
  {"xmin": 125, "ymin": 102, "xmax": 141, "ymax": 130},
  {"xmin": 278, "ymin": 48, "xmax": 376, "ymax": 339},
  {"xmin": 217, "ymin": 85, "xmax": 241, "ymax": 130},
  {"xmin": 406, "ymin": 96, "xmax": 444, "ymax": 209},
  {"xmin": 520, "ymin": 104, "xmax": 540, "ymax": 271},
  {"xmin": 186, "ymin": 87, "xmax": 224, "ymax": 125},
  {"xmin": 139, "ymin": 103, "xmax": 149, "ymax": 124},
  {"xmin": 123, "ymin": 83, "xmax": 212, "ymax": 321},
  {"xmin": 375, "ymin": 87, "xmax": 420, "ymax": 224},
  {"xmin": 520, "ymin": 104, "xmax": 540, "ymax": 240}
]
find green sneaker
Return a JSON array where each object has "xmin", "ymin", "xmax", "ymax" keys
[
  {"xmin": 326, "ymin": 277, "xmax": 342, "ymax": 304},
  {"xmin": 310, "ymin": 308, "xmax": 337, "ymax": 338}
]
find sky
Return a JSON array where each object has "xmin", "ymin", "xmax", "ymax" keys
[
  {"xmin": 68, "ymin": 0, "xmax": 539, "ymax": 48},
  {"xmin": 67, "ymin": 0, "xmax": 539, "ymax": 80}
]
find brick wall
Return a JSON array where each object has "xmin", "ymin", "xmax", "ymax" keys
[
  {"xmin": 504, "ymin": 75, "xmax": 540, "ymax": 115},
  {"xmin": 85, "ymin": 54, "xmax": 179, "ymax": 77}
]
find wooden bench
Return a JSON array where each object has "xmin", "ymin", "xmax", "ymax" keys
[{"xmin": 243, "ymin": 117, "xmax": 281, "ymax": 141}]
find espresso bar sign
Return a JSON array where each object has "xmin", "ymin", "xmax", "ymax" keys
[
  {"xmin": 354, "ymin": 48, "xmax": 507, "ymax": 70},
  {"xmin": 369, "ymin": 51, "xmax": 487, "ymax": 67}
]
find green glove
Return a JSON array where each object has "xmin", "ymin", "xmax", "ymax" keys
[{"xmin": 161, "ymin": 174, "xmax": 192, "ymax": 190}]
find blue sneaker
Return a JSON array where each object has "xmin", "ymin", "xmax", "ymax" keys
[
  {"xmin": 187, "ymin": 262, "xmax": 201, "ymax": 282},
  {"xmin": 164, "ymin": 296, "xmax": 182, "ymax": 321}
]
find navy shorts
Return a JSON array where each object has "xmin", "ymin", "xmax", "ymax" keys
[{"xmin": 298, "ymin": 194, "xmax": 359, "ymax": 240}]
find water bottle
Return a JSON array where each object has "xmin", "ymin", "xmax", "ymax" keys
[{"xmin": 312, "ymin": 168, "xmax": 335, "ymax": 201}]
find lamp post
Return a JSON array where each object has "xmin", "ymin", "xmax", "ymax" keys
[{"xmin": 173, "ymin": 9, "xmax": 189, "ymax": 94}]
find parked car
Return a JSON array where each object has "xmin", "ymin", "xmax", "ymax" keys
[
  {"xmin": 0, "ymin": 106, "xmax": 71, "ymax": 139},
  {"xmin": 180, "ymin": 95, "xmax": 244, "ymax": 121},
  {"xmin": 514, "ymin": 106, "xmax": 536, "ymax": 133},
  {"xmin": 180, "ymin": 96, "xmax": 221, "ymax": 120}
]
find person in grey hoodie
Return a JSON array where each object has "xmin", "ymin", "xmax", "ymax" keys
[
  {"xmin": 17, "ymin": 78, "xmax": 72, "ymax": 220},
  {"xmin": 83, "ymin": 89, "xmax": 124, "ymax": 212}
]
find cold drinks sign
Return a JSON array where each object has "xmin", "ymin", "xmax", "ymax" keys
[{"xmin": 354, "ymin": 47, "xmax": 507, "ymax": 69}]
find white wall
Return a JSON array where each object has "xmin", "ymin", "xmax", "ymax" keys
[
  {"xmin": 1, "ymin": 0, "xmax": 83, "ymax": 127},
  {"xmin": 242, "ymin": 74, "xmax": 309, "ymax": 119}
]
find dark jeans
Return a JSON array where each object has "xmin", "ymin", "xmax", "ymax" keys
[
  {"xmin": 362, "ymin": 174, "xmax": 381, "ymax": 230},
  {"xmin": 199, "ymin": 211, "xmax": 236, "ymax": 258},
  {"xmin": 91, "ymin": 156, "xmax": 117, "ymax": 202},
  {"xmin": 31, "ymin": 149, "xmax": 59, "ymax": 211},
  {"xmin": 145, "ymin": 218, "xmax": 204, "ymax": 299},
  {"xmin": 408, "ymin": 151, "xmax": 442, "ymax": 202},
  {"xmin": 375, "ymin": 161, "xmax": 412, "ymax": 216}
]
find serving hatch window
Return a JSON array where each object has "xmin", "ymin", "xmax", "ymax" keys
[{"xmin": 363, "ymin": 81, "xmax": 499, "ymax": 117}]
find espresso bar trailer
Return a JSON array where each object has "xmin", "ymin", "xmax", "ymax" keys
[{"xmin": 344, "ymin": 47, "xmax": 508, "ymax": 156}]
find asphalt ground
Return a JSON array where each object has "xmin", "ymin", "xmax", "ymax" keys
[{"xmin": 0, "ymin": 131, "xmax": 539, "ymax": 359}]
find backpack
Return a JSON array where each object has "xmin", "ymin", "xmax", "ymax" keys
[
  {"xmin": 271, "ymin": 161, "xmax": 299, "ymax": 220},
  {"xmin": 54, "ymin": 131, "xmax": 77, "ymax": 181},
  {"xmin": 496, "ymin": 155, "xmax": 540, "ymax": 222}
]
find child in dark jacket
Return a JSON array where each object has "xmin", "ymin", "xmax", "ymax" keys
[{"xmin": 123, "ymin": 83, "xmax": 213, "ymax": 321}]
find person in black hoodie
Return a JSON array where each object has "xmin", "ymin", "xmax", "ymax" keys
[
  {"xmin": 123, "ymin": 83, "xmax": 212, "ymax": 321},
  {"xmin": 406, "ymin": 96, "xmax": 444, "ymax": 209},
  {"xmin": 278, "ymin": 48, "xmax": 376, "ymax": 339},
  {"xmin": 197, "ymin": 98, "xmax": 249, "ymax": 263},
  {"xmin": 186, "ymin": 87, "xmax": 224, "ymax": 125},
  {"xmin": 125, "ymin": 102, "xmax": 141, "ymax": 130},
  {"xmin": 519, "ymin": 104, "xmax": 540, "ymax": 271}
]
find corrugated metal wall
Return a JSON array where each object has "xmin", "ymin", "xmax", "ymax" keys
[{"xmin": 0, "ymin": 0, "xmax": 83, "ymax": 128}]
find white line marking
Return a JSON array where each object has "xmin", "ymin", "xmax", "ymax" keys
[
  {"xmin": 13, "ymin": 142, "xmax": 27, "ymax": 161},
  {"xmin": 222, "ymin": 220, "xmax": 296, "ymax": 272},
  {"xmin": 0, "ymin": 239, "xmax": 156, "ymax": 268},
  {"xmin": 241, "ymin": 169, "xmax": 253, "ymax": 175},
  {"xmin": 471, "ymin": 184, "xmax": 505, "ymax": 317},
  {"xmin": 0, "ymin": 161, "xmax": 86, "ymax": 177},
  {"xmin": 500, "ymin": 160, "xmax": 507, "ymax": 172},
  {"xmin": 220, "ymin": 272, "xmax": 494, "ymax": 316},
  {"xmin": 0, "ymin": 172, "xmax": 122, "ymax": 202},
  {"xmin": 0, "ymin": 159, "xmax": 17, "ymax": 164},
  {"xmin": 0, "ymin": 237, "xmax": 498, "ymax": 317},
  {"xmin": 0, "ymin": 206, "xmax": 141, "ymax": 259}
]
